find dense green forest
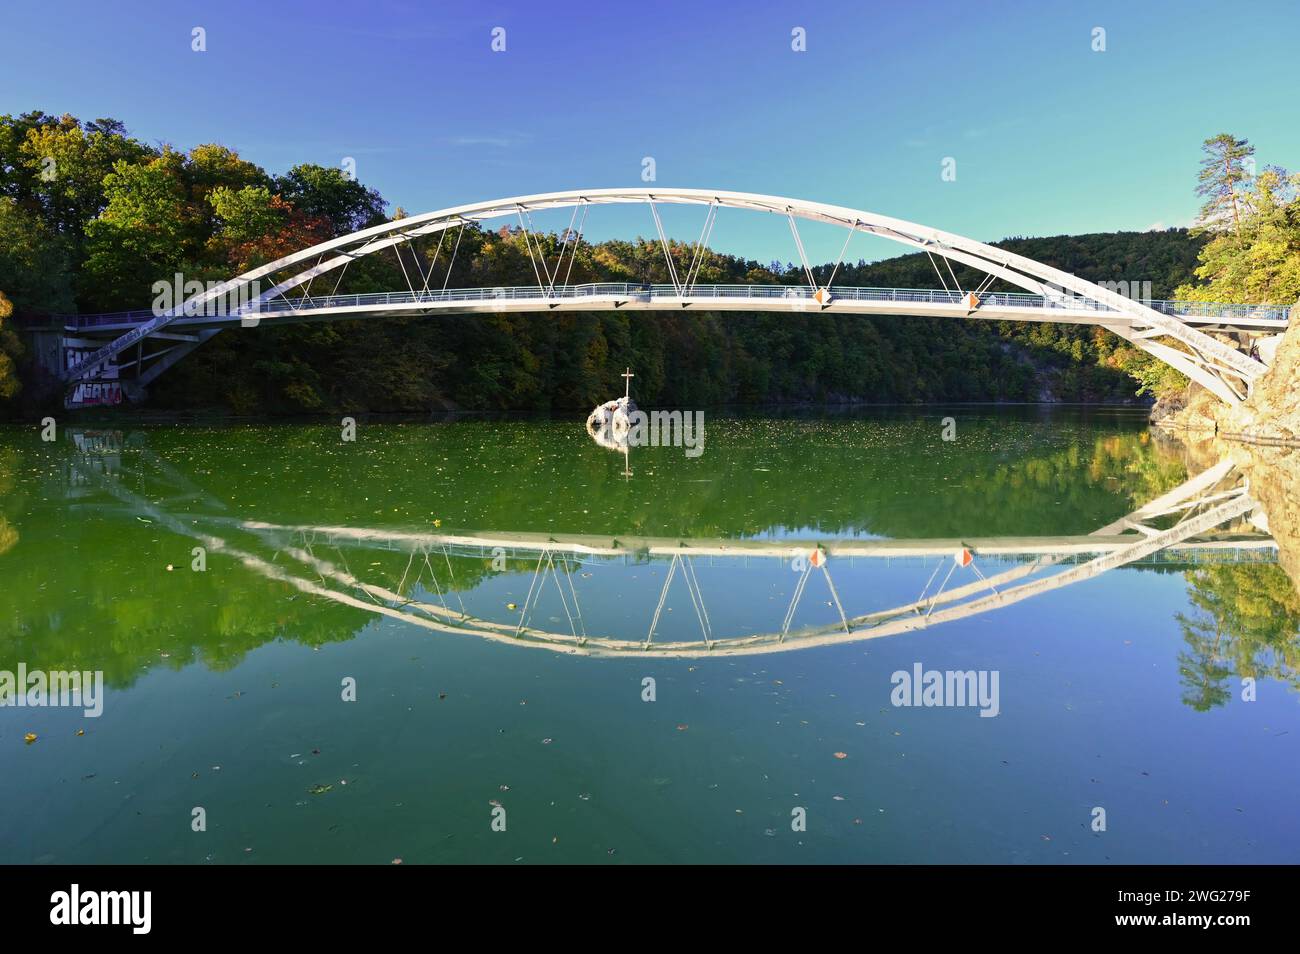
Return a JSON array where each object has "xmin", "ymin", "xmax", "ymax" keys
[{"xmin": 0, "ymin": 113, "xmax": 1291, "ymax": 415}]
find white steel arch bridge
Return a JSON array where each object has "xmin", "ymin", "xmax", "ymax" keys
[{"xmin": 55, "ymin": 188, "xmax": 1288, "ymax": 407}]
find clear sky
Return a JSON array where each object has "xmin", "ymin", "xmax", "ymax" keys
[{"xmin": 1, "ymin": 0, "xmax": 1297, "ymax": 263}]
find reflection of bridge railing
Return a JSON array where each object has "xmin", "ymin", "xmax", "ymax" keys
[{"xmin": 62, "ymin": 284, "xmax": 1292, "ymax": 330}]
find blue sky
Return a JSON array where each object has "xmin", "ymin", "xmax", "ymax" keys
[{"xmin": 2, "ymin": 0, "xmax": 1297, "ymax": 263}]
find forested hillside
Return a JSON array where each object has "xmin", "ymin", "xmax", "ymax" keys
[{"xmin": 0, "ymin": 111, "xmax": 1215, "ymax": 414}]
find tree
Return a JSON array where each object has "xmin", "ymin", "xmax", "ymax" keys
[
  {"xmin": 273, "ymin": 164, "xmax": 386, "ymax": 236},
  {"xmin": 184, "ymin": 144, "xmax": 273, "ymax": 244},
  {"xmin": 0, "ymin": 196, "xmax": 74, "ymax": 313},
  {"xmin": 185, "ymin": 144, "xmax": 270, "ymax": 201},
  {"xmin": 1178, "ymin": 164, "xmax": 1300, "ymax": 305},
  {"xmin": 80, "ymin": 150, "xmax": 199, "ymax": 310},
  {"xmin": 207, "ymin": 185, "xmax": 290, "ymax": 247},
  {"xmin": 0, "ymin": 290, "xmax": 20, "ymax": 400},
  {"xmin": 0, "ymin": 110, "xmax": 59, "ymax": 208},
  {"xmin": 207, "ymin": 186, "xmax": 331, "ymax": 272},
  {"xmin": 18, "ymin": 114, "xmax": 153, "ymax": 258},
  {"xmin": 1195, "ymin": 133, "xmax": 1255, "ymax": 236},
  {"xmin": 1177, "ymin": 564, "xmax": 1300, "ymax": 709}
]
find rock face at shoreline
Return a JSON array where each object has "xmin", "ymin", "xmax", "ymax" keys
[
  {"xmin": 1158, "ymin": 424, "xmax": 1300, "ymax": 601},
  {"xmin": 1238, "ymin": 445, "xmax": 1300, "ymax": 597},
  {"xmin": 1150, "ymin": 386, "xmax": 1220, "ymax": 436},
  {"xmin": 1152, "ymin": 303, "xmax": 1300, "ymax": 444},
  {"xmin": 1225, "ymin": 310, "xmax": 1300, "ymax": 442}
]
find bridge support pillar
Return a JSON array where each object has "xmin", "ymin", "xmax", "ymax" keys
[
  {"xmin": 59, "ymin": 333, "xmax": 133, "ymax": 409},
  {"xmin": 28, "ymin": 330, "xmax": 64, "ymax": 379}
]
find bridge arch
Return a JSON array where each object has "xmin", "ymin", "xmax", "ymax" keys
[{"xmin": 64, "ymin": 188, "xmax": 1267, "ymax": 405}]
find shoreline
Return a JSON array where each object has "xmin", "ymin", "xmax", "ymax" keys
[{"xmin": 2, "ymin": 398, "xmax": 1156, "ymax": 427}]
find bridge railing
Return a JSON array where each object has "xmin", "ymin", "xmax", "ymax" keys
[
  {"xmin": 1141, "ymin": 299, "xmax": 1292, "ymax": 321},
  {"xmin": 62, "ymin": 284, "xmax": 1291, "ymax": 328}
]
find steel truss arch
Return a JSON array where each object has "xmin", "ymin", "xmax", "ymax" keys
[{"xmin": 64, "ymin": 189, "xmax": 1267, "ymax": 404}]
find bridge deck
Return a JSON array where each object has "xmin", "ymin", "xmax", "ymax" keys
[{"xmin": 61, "ymin": 284, "xmax": 1291, "ymax": 334}]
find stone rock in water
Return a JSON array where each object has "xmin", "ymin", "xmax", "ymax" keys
[{"xmin": 586, "ymin": 395, "xmax": 637, "ymax": 431}]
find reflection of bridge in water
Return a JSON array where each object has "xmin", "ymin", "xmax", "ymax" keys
[{"xmin": 69, "ymin": 433, "xmax": 1274, "ymax": 657}]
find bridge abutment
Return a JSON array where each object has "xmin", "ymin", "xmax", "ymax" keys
[{"xmin": 44, "ymin": 332, "xmax": 133, "ymax": 409}]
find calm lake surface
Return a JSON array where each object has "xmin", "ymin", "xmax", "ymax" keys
[{"xmin": 1, "ymin": 408, "xmax": 1298, "ymax": 863}]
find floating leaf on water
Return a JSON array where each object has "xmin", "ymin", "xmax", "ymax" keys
[
  {"xmin": 24, "ymin": 733, "xmax": 37, "ymax": 744},
  {"xmin": 309, "ymin": 783, "xmax": 333, "ymax": 795}
]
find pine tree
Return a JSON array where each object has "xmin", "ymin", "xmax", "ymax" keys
[{"xmin": 1195, "ymin": 133, "xmax": 1255, "ymax": 236}]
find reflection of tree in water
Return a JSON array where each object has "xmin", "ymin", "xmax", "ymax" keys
[
  {"xmin": 1178, "ymin": 564, "xmax": 1300, "ymax": 711},
  {"xmin": 0, "ymin": 527, "xmax": 499, "ymax": 690},
  {"xmin": 0, "ymin": 448, "xmax": 18, "ymax": 557}
]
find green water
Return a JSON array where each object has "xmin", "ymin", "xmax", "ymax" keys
[{"xmin": 1, "ymin": 409, "xmax": 1298, "ymax": 863}]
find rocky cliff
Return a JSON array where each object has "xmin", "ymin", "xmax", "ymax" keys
[
  {"xmin": 1230, "ymin": 441, "xmax": 1300, "ymax": 599},
  {"xmin": 1153, "ymin": 303, "xmax": 1300, "ymax": 445},
  {"xmin": 1158, "ymin": 428, "xmax": 1300, "ymax": 602}
]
